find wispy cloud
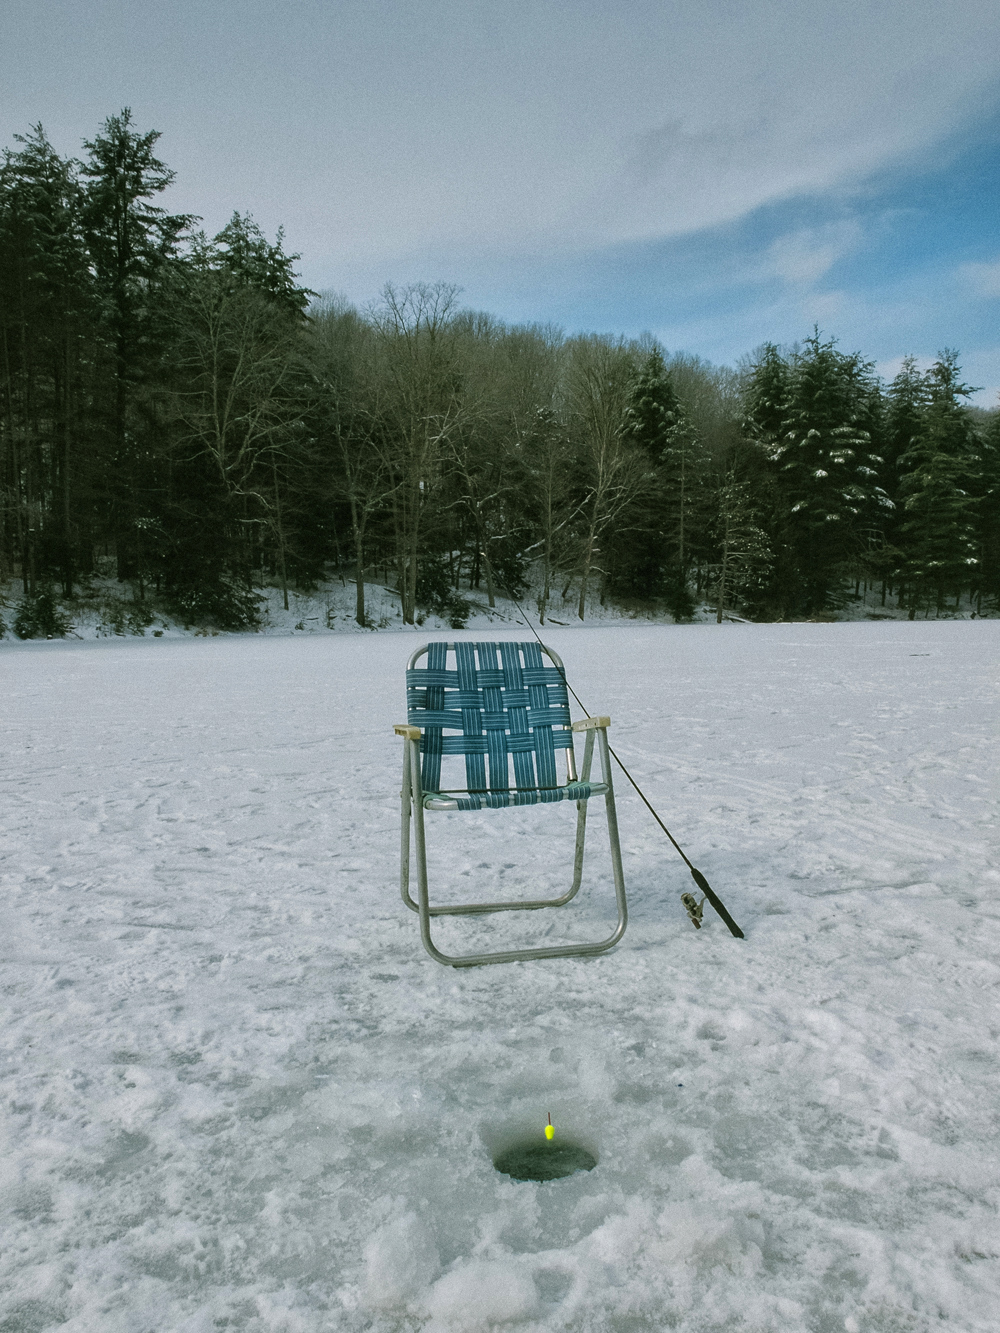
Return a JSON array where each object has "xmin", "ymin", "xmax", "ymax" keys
[
  {"xmin": 6, "ymin": 0, "xmax": 1000, "ymax": 264},
  {"xmin": 959, "ymin": 258, "xmax": 1000, "ymax": 298},
  {"xmin": 760, "ymin": 222, "xmax": 863, "ymax": 287}
]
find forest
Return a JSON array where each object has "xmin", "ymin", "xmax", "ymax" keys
[{"xmin": 2, "ymin": 110, "xmax": 998, "ymax": 638}]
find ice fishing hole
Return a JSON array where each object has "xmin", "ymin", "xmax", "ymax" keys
[{"xmin": 493, "ymin": 1135, "xmax": 597, "ymax": 1183}]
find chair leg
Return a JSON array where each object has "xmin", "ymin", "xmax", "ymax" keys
[
  {"xmin": 403, "ymin": 733, "xmax": 627, "ymax": 968},
  {"xmin": 399, "ymin": 742, "xmax": 413, "ymax": 910},
  {"xmin": 598, "ymin": 728, "xmax": 629, "ymax": 943},
  {"xmin": 399, "ymin": 737, "xmax": 590, "ymax": 919}
]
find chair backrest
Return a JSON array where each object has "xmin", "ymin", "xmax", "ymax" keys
[{"xmin": 406, "ymin": 641, "xmax": 575, "ymax": 794}]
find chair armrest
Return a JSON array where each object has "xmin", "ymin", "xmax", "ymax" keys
[
  {"xmin": 571, "ymin": 715, "xmax": 611, "ymax": 732},
  {"xmin": 394, "ymin": 724, "xmax": 421, "ymax": 739}
]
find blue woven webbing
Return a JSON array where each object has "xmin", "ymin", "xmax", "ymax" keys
[{"xmin": 406, "ymin": 642, "xmax": 591, "ymax": 809}]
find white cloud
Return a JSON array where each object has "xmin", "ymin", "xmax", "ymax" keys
[
  {"xmin": 5, "ymin": 0, "xmax": 999, "ymax": 272},
  {"xmin": 760, "ymin": 222, "xmax": 863, "ymax": 286},
  {"xmin": 799, "ymin": 289, "xmax": 849, "ymax": 326},
  {"xmin": 958, "ymin": 259, "xmax": 1000, "ymax": 299}
]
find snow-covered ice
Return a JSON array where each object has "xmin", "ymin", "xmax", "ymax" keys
[{"xmin": 2, "ymin": 620, "xmax": 998, "ymax": 1332}]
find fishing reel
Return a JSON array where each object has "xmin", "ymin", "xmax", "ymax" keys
[{"xmin": 681, "ymin": 892, "xmax": 705, "ymax": 929}]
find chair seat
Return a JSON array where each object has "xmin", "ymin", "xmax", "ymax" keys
[{"xmin": 424, "ymin": 780, "xmax": 609, "ymax": 811}]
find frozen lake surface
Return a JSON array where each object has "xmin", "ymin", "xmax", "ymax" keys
[{"xmin": 2, "ymin": 621, "xmax": 999, "ymax": 1332}]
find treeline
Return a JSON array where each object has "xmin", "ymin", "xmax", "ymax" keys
[{"xmin": 2, "ymin": 111, "xmax": 999, "ymax": 635}]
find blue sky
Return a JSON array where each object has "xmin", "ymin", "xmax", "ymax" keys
[
  {"xmin": 5, "ymin": 0, "xmax": 999, "ymax": 400},
  {"xmin": 429, "ymin": 108, "xmax": 1000, "ymax": 397}
]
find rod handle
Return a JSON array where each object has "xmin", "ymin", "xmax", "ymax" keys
[{"xmin": 690, "ymin": 868, "xmax": 745, "ymax": 939}]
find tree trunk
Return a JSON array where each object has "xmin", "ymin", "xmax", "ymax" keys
[
  {"xmin": 482, "ymin": 541, "xmax": 496, "ymax": 607},
  {"xmin": 539, "ymin": 546, "xmax": 550, "ymax": 625},
  {"xmin": 58, "ymin": 341, "xmax": 74, "ymax": 597},
  {"xmin": 403, "ymin": 519, "xmax": 419, "ymax": 624},
  {"xmin": 349, "ymin": 494, "xmax": 366, "ymax": 627},
  {"xmin": 678, "ymin": 449, "xmax": 686, "ymax": 569},
  {"xmin": 271, "ymin": 458, "xmax": 289, "ymax": 610},
  {"xmin": 577, "ymin": 529, "xmax": 596, "ymax": 621},
  {"xmin": 716, "ymin": 548, "xmax": 729, "ymax": 623}
]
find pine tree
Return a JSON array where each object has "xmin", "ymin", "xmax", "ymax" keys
[
  {"xmin": 741, "ymin": 343, "xmax": 795, "ymax": 615},
  {"xmin": 81, "ymin": 109, "xmax": 195, "ymax": 585},
  {"xmin": 619, "ymin": 347, "xmax": 705, "ymax": 618},
  {"xmin": 896, "ymin": 352, "xmax": 980, "ymax": 616},
  {"xmin": 711, "ymin": 475, "xmax": 773, "ymax": 622},
  {"xmin": 771, "ymin": 332, "xmax": 888, "ymax": 613},
  {"xmin": 624, "ymin": 347, "xmax": 679, "ymax": 463},
  {"xmin": 973, "ymin": 408, "xmax": 1000, "ymax": 613},
  {"xmin": 0, "ymin": 126, "xmax": 93, "ymax": 595},
  {"xmin": 869, "ymin": 356, "xmax": 929, "ymax": 602},
  {"xmin": 610, "ymin": 348, "xmax": 676, "ymax": 603},
  {"xmin": 886, "ymin": 357, "xmax": 927, "ymax": 478},
  {"xmin": 212, "ymin": 212, "xmax": 313, "ymax": 319},
  {"xmin": 742, "ymin": 342, "xmax": 789, "ymax": 444}
]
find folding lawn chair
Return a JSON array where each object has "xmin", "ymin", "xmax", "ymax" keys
[{"xmin": 394, "ymin": 640, "xmax": 628, "ymax": 966}]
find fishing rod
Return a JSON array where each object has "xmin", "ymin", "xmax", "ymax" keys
[{"xmin": 501, "ymin": 588, "xmax": 745, "ymax": 939}]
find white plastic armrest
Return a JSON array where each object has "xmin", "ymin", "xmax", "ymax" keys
[
  {"xmin": 394, "ymin": 724, "xmax": 421, "ymax": 739},
  {"xmin": 571, "ymin": 715, "xmax": 611, "ymax": 732}
]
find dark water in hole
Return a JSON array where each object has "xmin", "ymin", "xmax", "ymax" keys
[{"xmin": 493, "ymin": 1138, "xmax": 597, "ymax": 1182}]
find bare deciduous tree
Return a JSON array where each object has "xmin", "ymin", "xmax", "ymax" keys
[
  {"xmin": 368, "ymin": 282, "xmax": 466, "ymax": 624},
  {"xmin": 565, "ymin": 336, "xmax": 647, "ymax": 620}
]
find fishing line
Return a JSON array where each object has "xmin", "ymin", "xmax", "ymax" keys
[{"xmin": 500, "ymin": 588, "xmax": 745, "ymax": 939}]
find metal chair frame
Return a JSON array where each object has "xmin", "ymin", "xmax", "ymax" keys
[{"xmin": 394, "ymin": 641, "xmax": 628, "ymax": 967}]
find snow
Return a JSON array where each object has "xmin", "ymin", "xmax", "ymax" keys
[
  {"xmin": 2, "ymin": 620, "xmax": 999, "ymax": 1332},
  {"xmin": 4, "ymin": 569, "xmax": 974, "ymax": 650}
]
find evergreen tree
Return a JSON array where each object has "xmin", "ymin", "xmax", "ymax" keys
[
  {"xmin": 741, "ymin": 343, "xmax": 795, "ymax": 616},
  {"xmin": 973, "ymin": 408, "xmax": 1000, "ymax": 613},
  {"xmin": 873, "ymin": 356, "xmax": 929, "ymax": 597},
  {"xmin": 896, "ymin": 352, "xmax": 980, "ymax": 616},
  {"xmin": 81, "ymin": 109, "xmax": 195, "ymax": 583},
  {"xmin": 609, "ymin": 348, "xmax": 676, "ymax": 603},
  {"xmin": 212, "ymin": 212, "xmax": 313, "ymax": 319},
  {"xmin": 771, "ymin": 332, "xmax": 888, "ymax": 613},
  {"xmin": 0, "ymin": 125, "xmax": 94, "ymax": 594},
  {"xmin": 624, "ymin": 347, "xmax": 679, "ymax": 463},
  {"xmin": 885, "ymin": 357, "xmax": 928, "ymax": 479},
  {"xmin": 847, "ymin": 369, "xmax": 892, "ymax": 597},
  {"xmin": 742, "ymin": 342, "xmax": 789, "ymax": 443},
  {"xmin": 710, "ymin": 474, "xmax": 773, "ymax": 621},
  {"xmin": 617, "ymin": 347, "xmax": 706, "ymax": 618}
]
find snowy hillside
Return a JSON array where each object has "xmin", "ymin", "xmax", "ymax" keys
[
  {"xmin": 3, "ymin": 572, "xmax": 967, "ymax": 648},
  {"xmin": 2, "ymin": 621, "xmax": 999, "ymax": 1332}
]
